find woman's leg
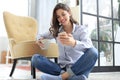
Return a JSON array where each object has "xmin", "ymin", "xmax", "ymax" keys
[
  {"xmin": 31, "ymin": 54, "xmax": 61, "ymax": 75},
  {"xmin": 31, "ymin": 47, "xmax": 98, "ymax": 80},
  {"xmin": 67, "ymin": 47, "xmax": 98, "ymax": 78}
]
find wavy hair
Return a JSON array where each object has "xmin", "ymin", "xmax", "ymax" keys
[{"xmin": 49, "ymin": 3, "xmax": 79, "ymax": 38}]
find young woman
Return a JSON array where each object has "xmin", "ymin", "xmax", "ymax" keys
[{"xmin": 31, "ymin": 3, "xmax": 98, "ymax": 80}]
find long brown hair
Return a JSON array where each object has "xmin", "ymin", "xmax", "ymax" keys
[{"xmin": 49, "ymin": 3, "xmax": 79, "ymax": 38}]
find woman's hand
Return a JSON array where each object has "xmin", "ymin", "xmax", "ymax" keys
[
  {"xmin": 58, "ymin": 32, "xmax": 76, "ymax": 47},
  {"xmin": 36, "ymin": 37, "xmax": 44, "ymax": 48}
]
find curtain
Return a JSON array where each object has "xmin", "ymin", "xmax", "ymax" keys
[{"xmin": 35, "ymin": 0, "xmax": 57, "ymax": 34}]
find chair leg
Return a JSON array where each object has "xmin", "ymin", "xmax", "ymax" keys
[
  {"xmin": 54, "ymin": 58, "xmax": 58, "ymax": 63},
  {"xmin": 30, "ymin": 58, "xmax": 57, "ymax": 79},
  {"xmin": 31, "ymin": 63, "xmax": 36, "ymax": 79},
  {"xmin": 9, "ymin": 59, "xmax": 17, "ymax": 77}
]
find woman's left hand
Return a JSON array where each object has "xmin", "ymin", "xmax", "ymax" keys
[{"xmin": 58, "ymin": 33, "xmax": 76, "ymax": 47}]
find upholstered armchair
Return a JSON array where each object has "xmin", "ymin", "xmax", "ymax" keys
[{"xmin": 3, "ymin": 11, "xmax": 59, "ymax": 78}]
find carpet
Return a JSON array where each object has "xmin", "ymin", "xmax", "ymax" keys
[
  {"xmin": 0, "ymin": 64, "xmax": 120, "ymax": 80},
  {"xmin": 0, "ymin": 64, "xmax": 42, "ymax": 80},
  {"xmin": 6, "ymin": 64, "xmax": 39, "ymax": 72},
  {"xmin": 16, "ymin": 65, "xmax": 32, "ymax": 71}
]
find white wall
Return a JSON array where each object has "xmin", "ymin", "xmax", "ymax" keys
[{"xmin": 0, "ymin": 37, "xmax": 8, "ymax": 62}]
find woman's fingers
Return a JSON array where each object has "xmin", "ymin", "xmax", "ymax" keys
[{"xmin": 36, "ymin": 39, "xmax": 44, "ymax": 48}]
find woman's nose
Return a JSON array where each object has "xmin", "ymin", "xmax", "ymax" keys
[{"xmin": 59, "ymin": 16, "xmax": 64, "ymax": 20}]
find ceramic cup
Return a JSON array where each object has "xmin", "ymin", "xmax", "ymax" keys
[{"xmin": 40, "ymin": 39, "xmax": 50, "ymax": 50}]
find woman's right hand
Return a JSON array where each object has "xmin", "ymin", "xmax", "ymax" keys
[{"xmin": 36, "ymin": 37, "xmax": 44, "ymax": 48}]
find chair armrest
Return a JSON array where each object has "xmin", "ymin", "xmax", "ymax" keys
[
  {"xmin": 12, "ymin": 41, "xmax": 38, "ymax": 58},
  {"xmin": 9, "ymin": 38, "xmax": 16, "ymax": 45},
  {"xmin": 8, "ymin": 38, "xmax": 16, "ymax": 58},
  {"xmin": 42, "ymin": 43, "xmax": 59, "ymax": 58},
  {"xmin": 12, "ymin": 41, "xmax": 59, "ymax": 59}
]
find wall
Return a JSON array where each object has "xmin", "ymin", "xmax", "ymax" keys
[
  {"xmin": 70, "ymin": 6, "xmax": 80, "ymax": 24},
  {"xmin": 0, "ymin": 37, "xmax": 8, "ymax": 62}
]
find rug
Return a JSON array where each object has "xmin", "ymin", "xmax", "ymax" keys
[
  {"xmin": 0, "ymin": 64, "xmax": 42, "ymax": 80},
  {"xmin": 6, "ymin": 64, "xmax": 39, "ymax": 72}
]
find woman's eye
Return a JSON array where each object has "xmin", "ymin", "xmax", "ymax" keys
[
  {"xmin": 56, "ymin": 13, "xmax": 66, "ymax": 19},
  {"xmin": 62, "ymin": 14, "xmax": 66, "ymax": 16}
]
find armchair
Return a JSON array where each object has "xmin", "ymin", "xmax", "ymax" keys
[{"xmin": 3, "ymin": 11, "xmax": 59, "ymax": 78}]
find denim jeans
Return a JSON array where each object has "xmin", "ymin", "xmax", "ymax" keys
[{"xmin": 31, "ymin": 47, "xmax": 98, "ymax": 78}]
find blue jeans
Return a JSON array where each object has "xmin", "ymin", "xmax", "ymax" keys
[{"xmin": 31, "ymin": 47, "xmax": 98, "ymax": 78}]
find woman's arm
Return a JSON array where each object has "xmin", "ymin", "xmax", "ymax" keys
[
  {"xmin": 36, "ymin": 31, "xmax": 54, "ymax": 40},
  {"xmin": 73, "ymin": 25, "xmax": 93, "ymax": 51}
]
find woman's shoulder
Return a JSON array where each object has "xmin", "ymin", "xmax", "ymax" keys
[{"xmin": 74, "ymin": 24, "xmax": 88, "ymax": 30}]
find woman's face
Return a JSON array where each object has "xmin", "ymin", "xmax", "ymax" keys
[{"xmin": 56, "ymin": 9, "xmax": 71, "ymax": 26}]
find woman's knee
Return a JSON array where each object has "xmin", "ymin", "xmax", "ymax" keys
[
  {"xmin": 32, "ymin": 54, "xmax": 39, "ymax": 61},
  {"xmin": 31, "ymin": 54, "xmax": 42, "ymax": 66},
  {"xmin": 86, "ymin": 47, "xmax": 98, "ymax": 60}
]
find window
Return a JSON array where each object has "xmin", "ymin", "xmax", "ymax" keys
[{"xmin": 81, "ymin": 0, "xmax": 120, "ymax": 71}]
